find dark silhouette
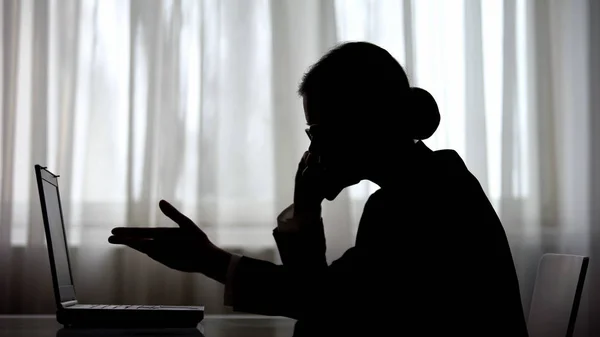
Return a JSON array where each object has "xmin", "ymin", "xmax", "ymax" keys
[{"xmin": 109, "ymin": 42, "xmax": 529, "ymax": 336}]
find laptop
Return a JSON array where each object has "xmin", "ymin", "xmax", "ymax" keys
[{"xmin": 35, "ymin": 164, "xmax": 205, "ymax": 328}]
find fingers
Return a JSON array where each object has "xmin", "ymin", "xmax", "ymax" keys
[
  {"xmin": 159, "ymin": 200, "xmax": 197, "ymax": 231},
  {"xmin": 109, "ymin": 200, "xmax": 199, "ymax": 247},
  {"xmin": 108, "ymin": 235, "xmax": 149, "ymax": 245},
  {"xmin": 111, "ymin": 227, "xmax": 180, "ymax": 237},
  {"xmin": 306, "ymin": 151, "xmax": 321, "ymax": 166},
  {"xmin": 301, "ymin": 155, "xmax": 324, "ymax": 180},
  {"xmin": 109, "ymin": 227, "xmax": 182, "ymax": 249},
  {"xmin": 108, "ymin": 236, "xmax": 181, "ymax": 255},
  {"xmin": 296, "ymin": 151, "xmax": 309, "ymax": 175},
  {"xmin": 108, "ymin": 236, "xmax": 153, "ymax": 253},
  {"xmin": 301, "ymin": 151, "xmax": 310, "ymax": 163}
]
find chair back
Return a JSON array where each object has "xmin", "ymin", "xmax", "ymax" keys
[{"xmin": 528, "ymin": 253, "xmax": 588, "ymax": 337}]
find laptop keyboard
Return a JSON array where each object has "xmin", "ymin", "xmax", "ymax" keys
[{"xmin": 73, "ymin": 304, "xmax": 199, "ymax": 310}]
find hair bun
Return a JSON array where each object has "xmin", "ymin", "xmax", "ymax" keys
[{"xmin": 408, "ymin": 87, "xmax": 440, "ymax": 140}]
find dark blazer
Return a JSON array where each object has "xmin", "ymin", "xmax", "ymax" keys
[{"xmin": 229, "ymin": 142, "xmax": 529, "ymax": 337}]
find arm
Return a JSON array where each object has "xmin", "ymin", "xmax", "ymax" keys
[
  {"xmin": 223, "ymin": 203, "xmax": 328, "ymax": 307},
  {"xmin": 229, "ymin": 247, "xmax": 361, "ymax": 319},
  {"xmin": 273, "ymin": 204, "xmax": 327, "ymax": 269},
  {"xmin": 223, "ymin": 191, "xmax": 383, "ymax": 317}
]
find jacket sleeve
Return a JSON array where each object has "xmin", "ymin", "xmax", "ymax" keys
[
  {"xmin": 273, "ymin": 219, "xmax": 328, "ymax": 270},
  {"xmin": 228, "ymin": 247, "xmax": 361, "ymax": 320},
  {"xmin": 223, "ymin": 204, "xmax": 328, "ymax": 308},
  {"xmin": 228, "ymin": 194, "xmax": 381, "ymax": 319}
]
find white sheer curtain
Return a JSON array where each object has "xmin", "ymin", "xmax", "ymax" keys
[{"xmin": 0, "ymin": 0, "xmax": 597, "ymax": 333}]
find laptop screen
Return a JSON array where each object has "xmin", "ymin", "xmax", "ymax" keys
[{"xmin": 38, "ymin": 168, "xmax": 76, "ymax": 303}]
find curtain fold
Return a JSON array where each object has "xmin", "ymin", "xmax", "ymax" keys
[
  {"xmin": 589, "ymin": 0, "xmax": 600, "ymax": 335},
  {"xmin": 0, "ymin": 0, "xmax": 21, "ymax": 314},
  {"xmin": 464, "ymin": 0, "xmax": 488, "ymax": 194}
]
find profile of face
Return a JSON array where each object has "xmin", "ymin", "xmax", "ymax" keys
[{"xmin": 302, "ymin": 96, "xmax": 365, "ymax": 201}]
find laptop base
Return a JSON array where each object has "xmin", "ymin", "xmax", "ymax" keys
[
  {"xmin": 57, "ymin": 327, "xmax": 203, "ymax": 337},
  {"xmin": 57, "ymin": 308, "xmax": 204, "ymax": 329}
]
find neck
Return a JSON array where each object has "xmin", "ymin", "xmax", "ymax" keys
[
  {"xmin": 364, "ymin": 141, "xmax": 422, "ymax": 188},
  {"xmin": 366, "ymin": 163, "xmax": 412, "ymax": 188}
]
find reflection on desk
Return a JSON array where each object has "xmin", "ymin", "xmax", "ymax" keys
[{"xmin": 0, "ymin": 315, "xmax": 296, "ymax": 337}]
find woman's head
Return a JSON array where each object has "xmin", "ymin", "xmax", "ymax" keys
[
  {"xmin": 298, "ymin": 42, "xmax": 440, "ymax": 197},
  {"xmin": 299, "ymin": 42, "xmax": 439, "ymax": 140}
]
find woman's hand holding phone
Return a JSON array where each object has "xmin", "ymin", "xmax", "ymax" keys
[{"xmin": 293, "ymin": 151, "xmax": 325, "ymax": 219}]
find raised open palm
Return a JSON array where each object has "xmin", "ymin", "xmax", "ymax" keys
[{"xmin": 109, "ymin": 200, "xmax": 214, "ymax": 273}]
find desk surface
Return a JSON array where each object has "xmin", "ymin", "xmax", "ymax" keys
[{"xmin": 0, "ymin": 315, "xmax": 296, "ymax": 337}]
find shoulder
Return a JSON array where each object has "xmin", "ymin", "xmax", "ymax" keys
[
  {"xmin": 430, "ymin": 149, "xmax": 479, "ymax": 185},
  {"xmin": 430, "ymin": 149, "xmax": 494, "ymax": 210},
  {"xmin": 421, "ymin": 149, "xmax": 492, "ymax": 208},
  {"xmin": 431, "ymin": 149, "xmax": 468, "ymax": 172},
  {"xmin": 359, "ymin": 188, "xmax": 392, "ymax": 221},
  {"xmin": 363, "ymin": 188, "xmax": 386, "ymax": 209}
]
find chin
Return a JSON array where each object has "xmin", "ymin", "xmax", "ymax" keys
[
  {"xmin": 323, "ymin": 178, "xmax": 362, "ymax": 201},
  {"xmin": 324, "ymin": 188, "xmax": 343, "ymax": 201}
]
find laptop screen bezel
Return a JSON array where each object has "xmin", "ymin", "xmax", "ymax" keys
[{"xmin": 35, "ymin": 165, "xmax": 77, "ymax": 307}]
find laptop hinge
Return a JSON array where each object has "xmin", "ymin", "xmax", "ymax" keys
[{"xmin": 61, "ymin": 300, "xmax": 78, "ymax": 308}]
